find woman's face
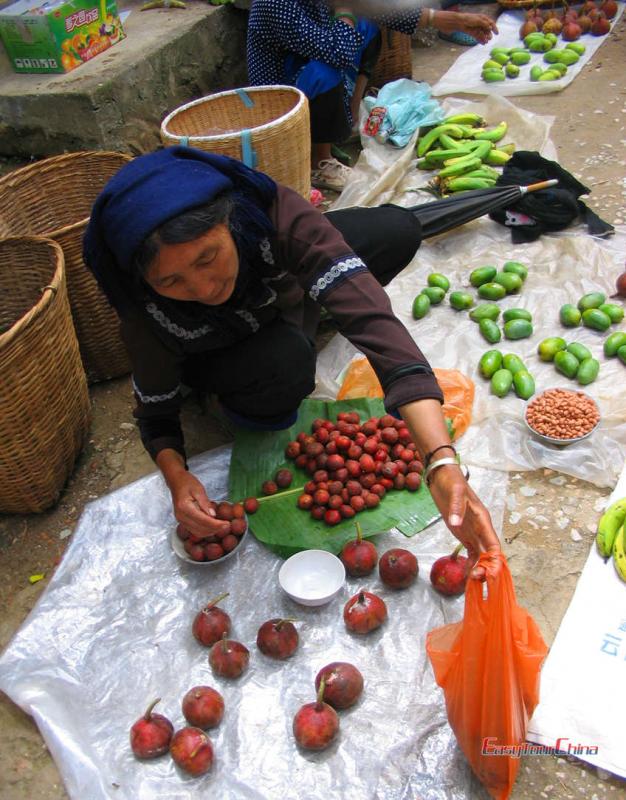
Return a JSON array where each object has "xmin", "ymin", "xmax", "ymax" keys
[{"xmin": 144, "ymin": 223, "xmax": 239, "ymax": 305}]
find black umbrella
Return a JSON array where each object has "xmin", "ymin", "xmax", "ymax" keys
[{"xmin": 405, "ymin": 179, "xmax": 559, "ymax": 240}]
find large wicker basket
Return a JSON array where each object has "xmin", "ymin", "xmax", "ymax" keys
[
  {"xmin": 371, "ymin": 27, "xmax": 413, "ymax": 88},
  {"xmin": 161, "ymin": 85, "xmax": 311, "ymax": 199},
  {"xmin": 0, "ymin": 151, "xmax": 132, "ymax": 384},
  {"xmin": 0, "ymin": 237, "xmax": 91, "ymax": 513}
]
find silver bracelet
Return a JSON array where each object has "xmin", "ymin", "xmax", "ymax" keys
[
  {"xmin": 426, "ymin": 8, "xmax": 435, "ymax": 26},
  {"xmin": 424, "ymin": 457, "xmax": 469, "ymax": 486}
]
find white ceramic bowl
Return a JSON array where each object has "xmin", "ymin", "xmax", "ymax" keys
[
  {"xmin": 171, "ymin": 516, "xmax": 248, "ymax": 566},
  {"xmin": 524, "ymin": 388, "xmax": 600, "ymax": 447},
  {"xmin": 279, "ymin": 550, "xmax": 346, "ymax": 606}
]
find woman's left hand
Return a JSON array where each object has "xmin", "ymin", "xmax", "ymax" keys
[
  {"xmin": 427, "ymin": 463, "xmax": 501, "ymax": 580},
  {"xmin": 435, "ymin": 11, "xmax": 499, "ymax": 44}
]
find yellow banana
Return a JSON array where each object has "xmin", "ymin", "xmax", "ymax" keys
[
  {"xmin": 499, "ymin": 143, "xmax": 516, "ymax": 155},
  {"xmin": 443, "ymin": 113, "xmax": 486, "ymax": 127},
  {"xmin": 417, "ymin": 124, "xmax": 465, "ymax": 157},
  {"xmin": 484, "ymin": 148, "xmax": 512, "ymax": 166},
  {"xmin": 474, "ymin": 121, "xmax": 508, "ymax": 143},
  {"xmin": 612, "ymin": 525, "xmax": 626, "ymax": 582},
  {"xmin": 438, "ymin": 156, "xmax": 482, "ymax": 179},
  {"xmin": 596, "ymin": 497, "xmax": 626, "ymax": 560}
]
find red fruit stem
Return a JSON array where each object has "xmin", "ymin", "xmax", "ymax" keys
[
  {"xmin": 355, "ymin": 521, "xmax": 363, "ymax": 544},
  {"xmin": 451, "ymin": 543, "xmax": 464, "ymax": 560},
  {"xmin": 357, "ymin": 589, "xmax": 366, "ymax": 603},
  {"xmin": 316, "ymin": 677, "xmax": 326, "ymax": 709},
  {"xmin": 221, "ymin": 633, "xmax": 229, "ymax": 653},
  {"xmin": 255, "ymin": 486, "xmax": 302, "ymax": 504},
  {"xmin": 275, "ymin": 618, "xmax": 297, "ymax": 630},
  {"xmin": 206, "ymin": 591, "xmax": 229, "ymax": 609},
  {"xmin": 143, "ymin": 698, "xmax": 161, "ymax": 721},
  {"xmin": 189, "ymin": 738, "xmax": 205, "ymax": 760}
]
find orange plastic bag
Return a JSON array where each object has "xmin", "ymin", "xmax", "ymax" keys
[
  {"xmin": 426, "ymin": 554, "xmax": 548, "ymax": 799},
  {"xmin": 336, "ymin": 358, "xmax": 475, "ymax": 440}
]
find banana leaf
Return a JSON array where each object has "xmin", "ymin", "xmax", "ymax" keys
[{"xmin": 228, "ymin": 398, "xmax": 440, "ymax": 559}]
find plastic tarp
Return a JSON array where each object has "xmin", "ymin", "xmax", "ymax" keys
[
  {"xmin": 0, "ymin": 446, "xmax": 505, "ymax": 800},
  {"xmin": 432, "ymin": 5, "xmax": 625, "ymax": 98}
]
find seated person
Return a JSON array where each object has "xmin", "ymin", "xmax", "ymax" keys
[{"xmin": 247, "ymin": 0, "xmax": 497, "ymax": 191}]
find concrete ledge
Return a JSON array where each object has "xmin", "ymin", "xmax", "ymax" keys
[{"xmin": 0, "ymin": 1, "xmax": 249, "ymax": 156}]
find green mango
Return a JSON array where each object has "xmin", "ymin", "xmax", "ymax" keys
[
  {"xmin": 560, "ymin": 304, "xmax": 582, "ymax": 327},
  {"xmin": 566, "ymin": 342, "xmax": 592, "ymax": 362},
  {"xmin": 554, "ymin": 350, "xmax": 580, "ymax": 379},
  {"xmin": 566, "ymin": 42, "xmax": 585, "ymax": 56},
  {"xmin": 449, "ymin": 291, "xmax": 474, "ymax": 311},
  {"xmin": 491, "ymin": 51, "xmax": 510, "ymax": 65},
  {"xmin": 470, "ymin": 303, "xmax": 501, "ymax": 323},
  {"xmin": 510, "ymin": 50, "xmax": 531, "ymax": 66},
  {"xmin": 503, "ymin": 353, "xmax": 526, "ymax": 374},
  {"xmin": 502, "ymin": 261, "xmax": 528, "ymax": 281},
  {"xmin": 513, "ymin": 370, "xmax": 535, "ymax": 400},
  {"xmin": 503, "ymin": 319, "xmax": 533, "ymax": 340},
  {"xmin": 538, "ymin": 336, "xmax": 567, "ymax": 361},
  {"xmin": 617, "ymin": 345, "xmax": 626, "ymax": 366},
  {"xmin": 582, "ymin": 308, "xmax": 611, "ymax": 332},
  {"xmin": 503, "ymin": 308, "xmax": 532, "ymax": 323},
  {"xmin": 469, "ymin": 266, "xmax": 497, "ymax": 287},
  {"xmin": 490, "ymin": 46, "xmax": 510, "ymax": 57},
  {"xmin": 539, "ymin": 70, "xmax": 561, "ymax": 81},
  {"xmin": 604, "ymin": 331, "xmax": 626, "ymax": 357},
  {"xmin": 479, "ymin": 349, "xmax": 503, "ymax": 379},
  {"xmin": 577, "ymin": 358, "xmax": 600, "ymax": 386},
  {"xmin": 491, "ymin": 368, "xmax": 513, "ymax": 398},
  {"xmin": 557, "ymin": 49, "xmax": 579, "ymax": 65},
  {"xmin": 421, "ymin": 286, "xmax": 446, "ymax": 305},
  {"xmin": 549, "ymin": 62, "xmax": 568, "ymax": 76},
  {"xmin": 598, "ymin": 303, "xmax": 624, "ymax": 324},
  {"xmin": 578, "ymin": 292, "xmax": 606, "ymax": 311},
  {"xmin": 482, "ymin": 70, "xmax": 506, "ymax": 82},
  {"xmin": 483, "ymin": 59, "xmax": 505, "ymax": 71},
  {"xmin": 428, "ymin": 273, "xmax": 450, "ymax": 292},
  {"xmin": 505, "ymin": 63, "xmax": 520, "ymax": 78},
  {"xmin": 412, "ymin": 293, "xmax": 431, "ymax": 320},
  {"xmin": 494, "ymin": 272, "xmax": 523, "ymax": 294},
  {"xmin": 544, "ymin": 32, "xmax": 558, "ymax": 46},
  {"xmin": 530, "ymin": 65, "xmax": 544, "ymax": 81},
  {"xmin": 524, "ymin": 33, "xmax": 545, "ymax": 47},
  {"xmin": 478, "ymin": 282, "xmax": 506, "ymax": 301},
  {"xmin": 479, "ymin": 318, "xmax": 501, "ymax": 344},
  {"xmin": 543, "ymin": 50, "xmax": 561, "ymax": 64}
]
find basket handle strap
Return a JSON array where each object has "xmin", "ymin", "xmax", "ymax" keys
[
  {"xmin": 240, "ymin": 129, "xmax": 258, "ymax": 169},
  {"xmin": 179, "ymin": 136, "xmax": 190, "ymax": 147},
  {"xmin": 236, "ymin": 88, "xmax": 254, "ymax": 108}
]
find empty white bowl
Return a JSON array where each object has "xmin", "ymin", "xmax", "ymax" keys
[{"xmin": 279, "ymin": 550, "xmax": 346, "ymax": 606}]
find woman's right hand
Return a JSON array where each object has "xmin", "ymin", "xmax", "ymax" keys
[{"xmin": 170, "ymin": 470, "xmax": 230, "ymax": 539}]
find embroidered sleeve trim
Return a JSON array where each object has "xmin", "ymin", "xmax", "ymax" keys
[
  {"xmin": 235, "ymin": 309, "xmax": 260, "ymax": 332},
  {"xmin": 308, "ymin": 256, "xmax": 367, "ymax": 301},
  {"xmin": 132, "ymin": 377, "xmax": 181, "ymax": 404},
  {"xmin": 146, "ymin": 302, "xmax": 213, "ymax": 340}
]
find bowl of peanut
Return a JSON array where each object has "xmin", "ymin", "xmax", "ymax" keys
[{"xmin": 524, "ymin": 388, "xmax": 600, "ymax": 446}]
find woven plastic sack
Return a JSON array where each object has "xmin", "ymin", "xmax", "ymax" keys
[
  {"xmin": 336, "ymin": 358, "xmax": 474, "ymax": 440},
  {"xmin": 426, "ymin": 554, "xmax": 548, "ymax": 799}
]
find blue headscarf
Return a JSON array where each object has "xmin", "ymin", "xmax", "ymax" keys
[{"xmin": 83, "ymin": 146, "xmax": 277, "ymax": 313}]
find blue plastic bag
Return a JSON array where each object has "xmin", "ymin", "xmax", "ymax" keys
[{"xmin": 362, "ymin": 79, "xmax": 444, "ymax": 148}]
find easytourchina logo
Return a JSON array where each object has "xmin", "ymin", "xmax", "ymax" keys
[{"xmin": 482, "ymin": 738, "xmax": 599, "ymax": 758}]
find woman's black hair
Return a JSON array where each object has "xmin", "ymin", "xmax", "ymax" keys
[{"xmin": 133, "ymin": 193, "xmax": 234, "ymax": 279}]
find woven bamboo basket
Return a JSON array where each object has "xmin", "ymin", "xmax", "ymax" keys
[
  {"xmin": 160, "ymin": 85, "xmax": 311, "ymax": 199},
  {"xmin": 497, "ymin": 0, "xmax": 557, "ymax": 8},
  {"xmin": 371, "ymin": 27, "xmax": 413, "ymax": 88},
  {"xmin": 0, "ymin": 237, "xmax": 91, "ymax": 513},
  {"xmin": 0, "ymin": 151, "xmax": 132, "ymax": 384}
]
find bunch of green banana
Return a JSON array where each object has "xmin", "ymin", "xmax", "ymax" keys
[
  {"xmin": 417, "ymin": 114, "xmax": 515, "ymax": 195},
  {"xmin": 596, "ymin": 498, "xmax": 626, "ymax": 581}
]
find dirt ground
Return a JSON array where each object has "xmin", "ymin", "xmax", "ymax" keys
[{"xmin": 1, "ymin": 13, "xmax": 626, "ymax": 800}]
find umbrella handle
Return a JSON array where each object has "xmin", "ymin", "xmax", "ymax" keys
[{"xmin": 522, "ymin": 179, "xmax": 559, "ymax": 193}]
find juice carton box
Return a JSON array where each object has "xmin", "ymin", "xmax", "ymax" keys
[{"xmin": 0, "ymin": 0, "xmax": 125, "ymax": 74}]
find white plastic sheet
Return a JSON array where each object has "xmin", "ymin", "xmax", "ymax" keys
[
  {"xmin": 0, "ymin": 445, "xmax": 506, "ymax": 800},
  {"xmin": 432, "ymin": 5, "xmax": 625, "ymax": 97},
  {"xmin": 527, "ymin": 461, "xmax": 626, "ymax": 778}
]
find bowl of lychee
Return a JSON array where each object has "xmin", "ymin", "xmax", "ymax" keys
[{"xmin": 171, "ymin": 497, "xmax": 259, "ymax": 565}]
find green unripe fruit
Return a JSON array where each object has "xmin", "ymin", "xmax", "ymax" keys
[
  {"xmin": 598, "ymin": 303, "xmax": 624, "ymax": 324},
  {"xmin": 491, "ymin": 51, "xmax": 509, "ymax": 65},
  {"xmin": 503, "ymin": 319, "xmax": 533, "ymax": 340},
  {"xmin": 577, "ymin": 358, "xmax": 599, "ymax": 386},
  {"xmin": 494, "ymin": 272, "xmax": 523, "ymax": 294},
  {"xmin": 582, "ymin": 308, "xmax": 611, "ymax": 332},
  {"xmin": 427, "ymin": 273, "xmax": 450, "ymax": 292},
  {"xmin": 566, "ymin": 342, "xmax": 592, "ymax": 362},
  {"xmin": 566, "ymin": 42, "xmax": 585, "ymax": 56},
  {"xmin": 543, "ymin": 50, "xmax": 561, "ymax": 64},
  {"xmin": 577, "ymin": 292, "xmax": 606, "ymax": 311},
  {"xmin": 557, "ymin": 49, "xmax": 579, "ymax": 65},
  {"xmin": 470, "ymin": 304, "xmax": 501, "ymax": 323},
  {"xmin": 502, "ymin": 261, "xmax": 528, "ymax": 281},
  {"xmin": 491, "ymin": 368, "xmax": 513, "ymax": 398},
  {"xmin": 560, "ymin": 304, "xmax": 581, "ymax": 327},
  {"xmin": 412, "ymin": 293, "xmax": 431, "ymax": 320},
  {"xmin": 505, "ymin": 63, "xmax": 520, "ymax": 78},
  {"xmin": 554, "ymin": 350, "xmax": 580, "ymax": 379},
  {"xmin": 604, "ymin": 331, "xmax": 626, "ymax": 357},
  {"xmin": 478, "ymin": 282, "xmax": 506, "ymax": 301},
  {"xmin": 479, "ymin": 349, "xmax": 502, "ymax": 379},
  {"xmin": 503, "ymin": 353, "xmax": 526, "ymax": 374},
  {"xmin": 513, "ymin": 370, "xmax": 535, "ymax": 400},
  {"xmin": 530, "ymin": 65, "xmax": 544, "ymax": 81},
  {"xmin": 503, "ymin": 308, "xmax": 532, "ymax": 323},
  {"xmin": 539, "ymin": 70, "xmax": 561, "ymax": 81},
  {"xmin": 617, "ymin": 345, "xmax": 626, "ymax": 366},
  {"xmin": 510, "ymin": 50, "xmax": 531, "ymax": 66},
  {"xmin": 538, "ymin": 337, "xmax": 567, "ymax": 361},
  {"xmin": 549, "ymin": 62, "xmax": 568, "ymax": 76},
  {"xmin": 449, "ymin": 291, "xmax": 474, "ymax": 311},
  {"xmin": 482, "ymin": 70, "xmax": 506, "ymax": 82},
  {"xmin": 470, "ymin": 266, "xmax": 497, "ymax": 287},
  {"xmin": 421, "ymin": 286, "xmax": 446, "ymax": 305},
  {"xmin": 479, "ymin": 318, "xmax": 501, "ymax": 344},
  {"xmin": 483, "ymin": 59, "xmax": 504, "ymax": 71}
]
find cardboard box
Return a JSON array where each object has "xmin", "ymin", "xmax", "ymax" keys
[{"xmin": 0, "ymin": 0, "xmax": 125, "ymax": 74}]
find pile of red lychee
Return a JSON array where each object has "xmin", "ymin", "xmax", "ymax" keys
[
  {"xmin": 175, "ymin": 498, "xmax": 259, "ymax": 563},
  {"xmin": 283, "ymin": 411, "xmax": 424, "ymax": 526}
]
